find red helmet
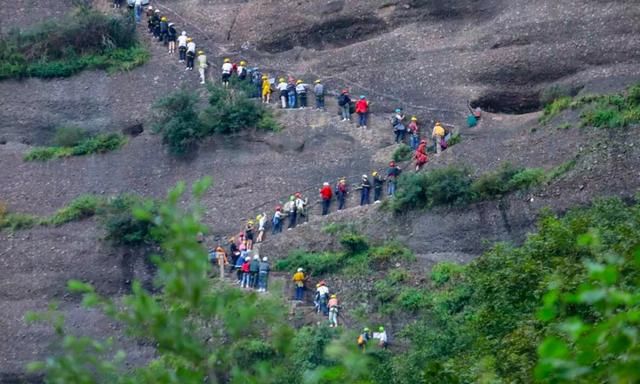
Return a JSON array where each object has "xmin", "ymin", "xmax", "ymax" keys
[
  {"xmin": 319, "ymin": 280, "xmax": 326, "ymax": 286},
  {"xmin": 295, "ymin": 192, "xmax": 302, "ymax": 198},
  {"xmin": 275, "ymin": 205, "xmax": 282, "ymax": 211},
  {"xmin": 420, "ymin": 139, "xmax": 426, "ymax": 144},
  {"xmin": 341, "ymin": 89, "xmax": 348, "ymax": 94},
  {"xmin": 389, "ymin": 161, "xmax": 396, "ymax": 167}
]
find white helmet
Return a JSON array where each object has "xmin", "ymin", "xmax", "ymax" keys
[
  {"xmin": 148, "ymin": 5, "xmax": 153, "ymax": 10},
  {"xmin": 181, "ymin": 31, "xmax": 187, "ymax": 36},
  {"xmin": 254, "ymin": 255, "xmax": 260, "ymax": 260},
  {"xmin": 262, "ymin": 257, "xmax": 268, "ymax": 261},
  {"xmin": 297, "ymin": 268, "xmax": 303, "ymax": 272}
]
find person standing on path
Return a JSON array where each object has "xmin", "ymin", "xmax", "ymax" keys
[
  {"xmin": 177, "ymin": 32, "xmax": 188, "ymax": 63},
  {"xmin": 292, "ymin": 268, "xmax": 306, "ymax": 301},
  {"xmin": 249, "ymin": 254, "xmax": 260, "ymax": 289},
  {"xmin": 360, "ymin": 175, "xmax": 371, "ymax": 206},
  {"xmin": 185, "ymin": 38, "xmax": 196, "ymax": 71},
  {"xmin": 258, "ymin": 257, "xmax": 270, "ymax": 292},
  {"xmin": 221, "ymin": 58, "xmax": 233, "ymax": 87},
  {"xmin": 215, "ymin": 245, "xmax": 228, "ymax": 280},
  {"xmin": 328, "ymin": 294, "xmax": 339, "ymax": 327},
  {"xmin": 392, "ymin": 109, "xmax": 406, "ymax": 143},
  {"xmin": 197, "ymin": 50, "xmax": 208, "ymax": 84},
  {"xmin": 133, "ymin": 0, "xmax": 142, "ymax": 23},
  {"xmin": 355, "ymin": 95, "xmax": 370, "ymax": 128},
  {"xmin": 338, "ymin": 90, "xmax": 351, "ymax": 122},
  {"xmin": 277, "ymin": 78, "xmax": 288, "ymax": 108},
  {"xmin": 146, "ymin": 6, "xmax": 154, "ymax": 33},
  {"xmin": 408, "ymin": 116, "xmax": 420, "ymax": 150},
  {"xmin": 167, "ymin": 23, "xmax": 177, "ymax": 54},
  {"xmin": 320, "ymin": 182, "xmax": 333, "ymax": 215},
  {"xmin": 414, "ymin": 139, "xmax": 428, "ymax": 171},
  {"xmin": 314, "ymin": 79, "xmax": 325, "ymax": 110},
  {"xmin": 296, "ymin": 80, "xmax": 308, "ymax": 109},
  {"xmin": 386, "ymin": 161, "xmax": 401, "ymax": 196},
  {"xmin": 432, "ymin": 121, "xmax": 445, "ymax": 155},
  {"xmin": 335, "ymin": 177, "xmax": 348, "ymax": 211},
  {"xmin": 372, "ymin": 171, "xmax": 385, "ymax": 203},
  {"xmin": 272, "ymin": 206, "xmax": 283, "ymax": 234},
  {"xmin": 262, "ymin": 75, "xmax": 272, "ymax": 104}
]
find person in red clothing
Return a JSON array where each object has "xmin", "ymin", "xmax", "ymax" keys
[
  {"xmin": 414, "ymin": 139, "xmax": 429, "ymax": 171},
  {"xmin": 320, "ymin": 182, "xmax": 333, "ymax": 215},
  {"xmin": 355, "ymin": 95, "xmax": 370, "ymax": 128}
]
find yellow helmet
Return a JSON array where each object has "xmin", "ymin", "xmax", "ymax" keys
[
  {"xmin": 240, "ymin": 60, "xmax": 247, "ymax": 65},
  {"xmin": 223, "ymin": 58, "xmax": 230, "ymax": 63},
  {"xmin": 256, "ymin": 214, "xmax": 262, "ymax": 221},
  {"xmin": 411, "ymin": 116, "xmax": 417, "ymax": 121},
  {"xmin": 262, "ymin": 75, "xmax": 268, "ymax": 79},
  {"xmin": 161, "ymin": 16, "xmax": 168, "ymax": 21},
  {"xmin": 248, "ymin": 220, "xmax": 255, "ymax": 225},
  {"xmin": 372, "ymin": 171, "xmax": 378, "ymax": 176},
  {"xmin": 296, "ymin": 79, "xmax": 303, "ymax": 84},
  {"xmin": 186, "ymin": 37, "xmax": 193, "ymax": 42},
  {"xmin": 197, "ymin": 50, "xmax": 204, "ymax": 55},
  {"xmin": 314, "ymin": 79, "xmax": 321, "ymax": 84},
  {"xmin": 279, "ymin": 78, "xmax": 285, "ymax": 82}
]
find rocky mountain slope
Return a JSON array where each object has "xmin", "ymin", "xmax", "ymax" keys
[{"xmin": 1, "ymin": 0, "xmax": 639, "ymax": 381}]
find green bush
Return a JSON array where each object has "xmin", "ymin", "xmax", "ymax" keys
[
  {"xmin": 274, "ymin": 250, "xmax": 345, "ymax": 275},
  {"xmin": 100, "ymin": 196, "xmax": 157, "ymax": 246},
  {"xmin": 152, "ymin": 89, "xmax": 202, "ymax": 155},
  {"xmin": 53, "ymin": 126, "xmax": 88, "ymax": 147},
  {"xmin": 43, "ymin": 195, "xmax": 104, "ymax": 226},
  {"xmin": 391, "ymin": 166, "xmax": 474, "ymax": 212},
  {"xmin": 339, "ymin": 232, "xmax": 369, "ymax": 254},
  {"xmin": 24, "ymin": 133, "xmax": 126, "ymax": 161},
  {"xmin": 0, "ymin": 212, "xmax": 39, "ymax": 231},
  {"xmin": 0, "ymin": 8, "xmax": 147, "ymax": 80},
  {"xmin": 369, "ymin": 241, "xmax": 415, "ymax": 264},
  {"xmin": 471, "ymin": 163, "xmax": 545, "ymax": 200},
  {"xmin": 540, "ymin": 96, "xmax": 572, "ymax": 124},
  {"xmin": 392, "ymin": 144, "xmax": 413, "ymax": 162},
  {"xmin": 430, "ymin": 261, "xmax": 464, "ymax": 287}
]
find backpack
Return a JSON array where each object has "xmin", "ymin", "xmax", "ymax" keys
[
  {"xmin": 239, "ymin": 67, "xmax": 247, "ymax": 79},
  {"xmin": 467, "ymin": 114, "xmax": 477, "ymax": 128},
  {"xmin": 338, "ymin": 94, "xmax": 349, "ymax": 106},
  {"xmin": 391, "ymin": 115, "xmax": 400, "ymax": 127},
  {"xmin": 357, "ymin": 335, "xmax": 366, "ymax": 345}
]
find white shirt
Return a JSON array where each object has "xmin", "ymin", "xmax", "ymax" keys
[
  {"xmin": 277, "ymin": 82, "xmax": 288, "ymax": 91},
  {"xmin": 135, "ymin": 0, "xmax": 142, "ymax": 6},
  {"xmin": 222, "ymin": 62, "xmax": 233, "ymax": 74},
  {"xmin": 197, "ymin": 55, "xmax": 207, "ymax": 69},
  {"xmin": 177, "ymin": 35, "xmax": 188, "ymax": 47},
  {"xmin": 236, "ymin": 65, "xmax": 245, "ymax": 75},
  {"xmin": 186, "ymin": 42, "xmax": 196, "ymax": 53},
  {"xmin": 317, "ymin": 286, "xmax": 329, "ymax": 297},
  {"xmin": 296, "ymin": 84, "xmax": 307, "ymax": 94}
]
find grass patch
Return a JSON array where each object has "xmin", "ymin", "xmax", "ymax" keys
[
  {"xmin": 0, "ymin": 8, "xmax": 148, "ymax": 80},
  {"xmin": 24, "ymin": 132, "xmax": 127, "ymax": 161},
  {"xmin": 539, "ymin": 96, "xmax": 572, "ymax": 124},
  {"xmin": 42, "ymin": 195, "xmax": 104, "ymax": 226},
  {"xmin": 152, "ymin": 85, "xmax": 280, "ymax": 155},
  {"xmin": 471, "ymin": 163, "xmax": 545, "ymax": 200},
  {"xmin": 392, "ymin": 144, "xmax": 412, "ymax": 162}
]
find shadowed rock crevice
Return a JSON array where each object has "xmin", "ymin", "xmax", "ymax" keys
[
  {"xmin": 471, "ymin": 90, "xmax": 541, "ymax": 114},
  {"xmin": 258, "ymin": 15, "xmax": 388, "ymax": 53}
]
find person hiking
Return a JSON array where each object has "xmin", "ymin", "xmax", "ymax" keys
[
  {"xmin": 258, "ymin": 256, "xmax": 270, "ymax": 292},
  {"xmin": 235, "ymin": 249, "xmax": 247, "ymax": 284},
  {"xmin": 313, "ymin": 284, "xmax": 321, "ymax": 313},
  {"xmin": 159, "ymin": 16, "xmax": 169, "ymax": 44},
  {"xmin": 314, "ymin": 79, "xmax": 325, "ymax": 110},
  {"xmin": 251, "ymin": 68, "xmax": 263, "ymax": 97},
  {"xmin": 296, "ymin": 80, "xmax": 308, "ymax": 109},
  {"xmin": 292, "ymin": 268, "xmax": 306, "ymax": 301},
  {"xmin": 240, "ymin": 256, "xmax": 251, "ymax": 288},
  {"xmin": 286, "ymin": 79, "xmax": 297, "ymax": 108},
  {"xmin": 338, "ymin": 90, "xmax": 351, "ymax": 122},
  {"xmin": 284, "ymin": 195, "xmax": 297, "ymax": 230},
  {"xmin": 467, "ymin": 100, "xmax": 481, "ymax": 127},
  {"xmin": 432, "ymin": 121, "xmax": 445, "ymax": 155},
  {"xmin": 256, "ymin": 213, "xmax": 267, "ymax": 243},
  {"xmin": 357, "ymin": 328, "xmax": 371, "ymax": 352},
  {"xmin": 295, "ymin": 192, "xmax": 308, "ymax": 224},
  {"xmin": 372, "ymin": 171, "xmax": 385, "ymax": 203},
  {"xmin": 317, "ymin": 281, "xmax": 330, "ymax": 316},
  {"xmin": 386, "ymin": 161, "xmax": 401, "ymax": 196},
  {"xmin": 249, "ymin": 254, "xmax": 260, "ymax": 289},
  {"xmin": 328, "ymin": 294, "xmax": 339, "ymax": 327},
  {"xmin": 355, "ymin": 95, "xmax": 370, "ymax": 128},
  {"xmin": 360, "ymin": 175, "xmax": 371, "ymax": 206},
  {"xmin": 392, "ymin": 108, "xmax": 406, "ymax": 143},
  {"xmin": 335, "ymin": 177, "xmax": 348, "ymax": 210},
  {"xmin": 146, "ymin": 6, "xmax": 155, "ymax": 33},
  {"xmin": 245, "ymin": 220, "xmax": 255, "ymax": 250},
  {"xmin": 414, "ymin": 139, "xmax": 428, "ymax": 171},
  {"xmin": 167, "ymin": 23, "xmax": 177, "ymax": 54},
  {"xmin": 215, "ymin": 245, "xmax": 228, "ymax": 280},
  {"xmin": 186, "ymin": 38, "xmax": 196, "ymax": 71},
  {"xmin": 152, "ymin": 10, "xmax": 161, "ymax": 38},
  {"xmin": 197, "ymin": 50, "xmax": 208, "ymax": 84},
  {"xmin": 320, "ymin": 182, "xmax": 333, "ymax": 215},
  {"xmin": 221, "ymin": 58, "xmax": 233, "ymax": 87},
  {"xmin": 277, "ymin": 78, "xmax": 288, "ymax": 108},
  {"xmin": 237, "ymin": 60, "xmax": 248, "ymax": 81},
  {"xmin": 133, "ymin": 0, "xmax": 142, "ymax": 22},
  {"xmin": 408, "ymin": 116, "xmax": 420, "ymax": 150},
  {"xmin": 374, "ymin": 326, "xmax": 388, "ymax": 349},
  {"xmin": 261, "ymin": 75, "xmax": 272, "ymax": 104},
  {"xmin": 228, "ymin": 237, "xmax": 240, "ymax": 274},
  {"xmin": 177, "ymin": 31, "xmax": 188, "ymax": 63},
  {"xmin": 272, "ymin": 205, "xmax": 283, "ymax": 234}
]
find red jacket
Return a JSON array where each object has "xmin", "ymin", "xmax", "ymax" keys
[
  {"xmin": 355, "ymin": 99, "xmax": 369, "ymax": 113},
  {"xmin": 320, "ymin": 185, "xmax": 333, "ymax": 200},
  {"xmin": 241, "ymin": 261, "xmax": 250, "ymax": 273}
]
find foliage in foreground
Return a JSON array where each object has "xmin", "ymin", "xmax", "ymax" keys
[
  {"xmin": 0, "ymin": 7, "xmax": 148, "ymax": 80},
  {"xmin": 539, "ymin": 83, "xmax": 640, "ymax": 128},
  {"xmin": 28, "ymin": 179, "xmax": 375, "ymax": 384},
  {"xmin": 152, "ymin": 85, "xmax": 279, "ymax": 155},
  {"xmin": 24, "ymin": 131, "xmax": 127, "ymax": 161}
]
